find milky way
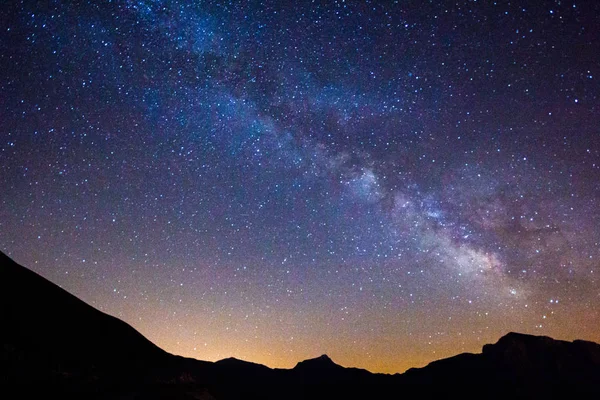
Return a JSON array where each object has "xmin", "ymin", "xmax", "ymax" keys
[{"xmin": 1, "ymin": 0, "xmax": 599, "ymax": 372}]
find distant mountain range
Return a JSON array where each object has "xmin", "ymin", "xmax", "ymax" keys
[{"xmin": 1, "ymin": 251, "xmax": 599, "ymax": 399}]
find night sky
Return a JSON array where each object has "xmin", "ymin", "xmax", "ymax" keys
[{"xmin": 1, "ymin": 0, "xmax": 599, "ymax": 373}]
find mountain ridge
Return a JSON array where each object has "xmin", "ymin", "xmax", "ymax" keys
[{"xmin": 2, "ymin": 251, "xmax": 599, "ymax": 399}]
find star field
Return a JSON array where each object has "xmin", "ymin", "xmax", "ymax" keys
[{"xmin": 1, "ymin": 0, "xmax": 599, "ymax": 373}]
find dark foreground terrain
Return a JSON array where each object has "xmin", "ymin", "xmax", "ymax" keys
[{"xmin": 1, "ymin": 251, "xmax": 599, "ymax": 399}]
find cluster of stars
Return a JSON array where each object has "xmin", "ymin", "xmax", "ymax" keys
[{"xmin": 1, "ymin": 0, "xmax": 599, "ymax": 373}]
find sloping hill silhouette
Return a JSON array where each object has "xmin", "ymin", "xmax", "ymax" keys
[{"xmin": 0, "ymin": 251, "xmax": 184, "ymax": 396}]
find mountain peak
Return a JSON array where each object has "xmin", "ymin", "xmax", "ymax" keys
[
  {"xmin": 314, "ymin": 354, "xmax": 333, "ymax": 362},
  {"xmin": 294, "ymin": 354, "xmax": 339, "ymax": 370},
  {"xmin": 215, "ymin": 357, "xmax": 273, "ymax": 372},
  {"xmin": 217, "ymin": 357, "xmax": 242, "ymax": 364},
  {"xmin": 483, "ymin": 331, "xmax": 557, "ymax": 354},
  {"xmin": 500, "ymin": 331, "xmax": 548, "ymax": 341}
]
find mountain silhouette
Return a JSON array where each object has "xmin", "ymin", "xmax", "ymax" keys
[
  {"xmin": 294, "ymin": 354, "xmax": 338, "ymax": 370},
  {"xmin": 401, "ymin": 331, "xmax": 600, "ymax": 396},
  {"xmin": 1, "ymin": 251, "xmax": 599, "ymax": 399},
  {"xmin": 0, "ymin": 251, "xmax": 197, "ymax": 397}
]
